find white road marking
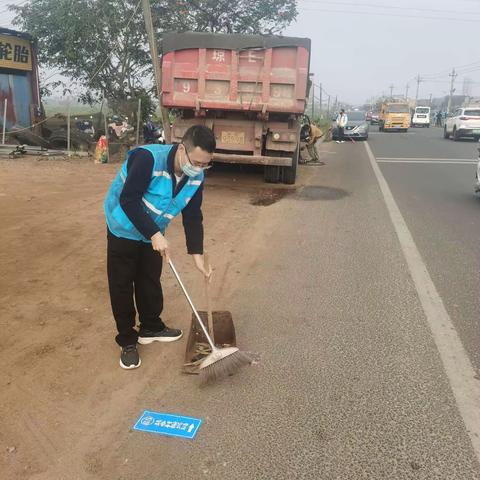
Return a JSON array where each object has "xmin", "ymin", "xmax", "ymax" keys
[
  {"xmin": 377, "ymin": 157, "xmax": 475, "ymax": 162},
  {"xmin": 369, "ymin": 132, "xmax": 416, "ymax": 135},
  {"xmin": 365, "ymin": 141, "xmax": 480, "ymax": 464},
  {"xmin": 378, "ymin": 160, "xmax": 476, "ymax": 165}
]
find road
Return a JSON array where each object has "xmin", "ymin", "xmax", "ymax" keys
[
  {"xmin": 110, "ymin": 128, "xmax": 480, "ymax": 479},
  {"xmin": 2, "ymin": 126, "xmax": 480, "ymax": 479},
  {"xmin": 369, "ymin": 125, "xmax": 480, "ymax": 373}
]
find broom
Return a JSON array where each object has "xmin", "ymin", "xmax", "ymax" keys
[{"xmin": 168, "ymin": 259, "xmax": 251, "ymax": 384}]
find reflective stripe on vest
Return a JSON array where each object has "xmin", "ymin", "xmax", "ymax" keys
[{"xmin": 104, "ymin": 144, "xmax": 204, "ymax": 242}]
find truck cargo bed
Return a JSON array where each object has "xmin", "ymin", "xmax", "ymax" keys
[{"xmin": 161, "ymin": 32, "xmax": 311, "ymax": 114}]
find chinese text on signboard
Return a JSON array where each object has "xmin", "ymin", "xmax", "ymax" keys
[{"xmin": 0, "ymin": 34, "xmax": 32, "ymax": 71}]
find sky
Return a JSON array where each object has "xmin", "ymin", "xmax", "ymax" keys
[
  {"xmin": 285, "ymin": 0, "xmax": 480, "ymax": 105},
  {"xmin": 1, "ymin": 0, "xmax": 480, "ymax": 106}
]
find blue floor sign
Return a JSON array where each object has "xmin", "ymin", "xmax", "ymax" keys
[{"xmin": 133, "ymin": 411, "xmax": 202, "ymax": 440}]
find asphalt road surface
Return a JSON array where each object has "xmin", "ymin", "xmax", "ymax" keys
[
  {"xmin": 110, "ymin": 128, "xmax": 480, "ymax": 479},
  {"xmin": 369, "ymin": 125, "xmax": 480, "ymax": 373}
]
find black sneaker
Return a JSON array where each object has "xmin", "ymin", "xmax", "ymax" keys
[
  {"xmin": 120, "ymin": 344, "xmax": 141, "ymax": 369},
  {"xmin": 138, "ymin": 326, "xmax": 183, "ymax": 344}
]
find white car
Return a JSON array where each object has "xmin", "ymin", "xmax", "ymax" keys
[
  {"xmin": 444, "ymin": 107, "xmax": 480, "ymax": 141},
  {"xmin": 411, "ymin": 106, "xmax": 430, "ymax": 127}
]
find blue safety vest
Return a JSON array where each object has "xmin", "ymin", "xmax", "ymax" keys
[{"xmin": 104, "ymin": 144, "xmax": 204, "ymax": 242}]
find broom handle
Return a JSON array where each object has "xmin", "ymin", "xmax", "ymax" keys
[
  {"xmin": 167, "ymin": 259, "xmax": 217, "ymax": 351},
  {"xmin": 203, "ymin": 252, "xmax": 215, "ymax": 341}
]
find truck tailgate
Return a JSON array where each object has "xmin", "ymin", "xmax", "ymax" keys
[{"xmin": 161, "ymin": 32, "xmax": 310, "ymax": 114}]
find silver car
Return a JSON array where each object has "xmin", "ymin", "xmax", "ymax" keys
[{"xmin": 332, "ymin": 111, "xmax": 370, "ymax": 141}]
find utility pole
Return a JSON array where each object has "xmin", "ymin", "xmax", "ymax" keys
[
  {"xmin": 414, "ymin": 75, "xmax": 422, "ymax": 107},
  {"xmin": 141, "ymin": 0, "xmax": 171, "ymax": 143},
  {"xmin": 327, "ymin": 95, "xmax": 331, "ymax": 117},
  {"xmin": 1, "ymin": 99, "xmax": 6, "ymax": 144},
  {"xmin": 447, "ymin": 68, "xmax": 457, "ymax": 114},
  {"xmin": 135, "ymin": 97, "xmax": 142, "ymax": 145},
  {"xmin": 405, "ymin": 83, "xmax": 409, "ymax": 100},
  {"xmin": 334, "ymin": 95, "xmax": 338, "ymax": 113},
  {"xmin": 428, "ymin": 93, "xmax": 432, "ymax": 107},
  {"xmin": 67, "ymin": 102, "xmax": 71, "ymax": 157},
  {"xmin": 319, "ymin": 83, "xmax": 323, "ymax": 118},
  {"xmin": 311, "ymin": 83, "xmax": 315, "ymax": 118},
  {"xmin": 389, "ymin": 84, "xmax": 394, "ymax": 99}
]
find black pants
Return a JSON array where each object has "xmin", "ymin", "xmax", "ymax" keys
[
  {"xmin": 338, "ymin": 127, "xmax": 345, "ymax": 141},
  {"xmin": 107, "ymin": 229, "xmax": 165, "ymax": 346}
]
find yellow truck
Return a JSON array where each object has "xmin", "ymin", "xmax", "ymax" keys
[{"xmin": 378, "ymin": 102, "xmax": 410, "ymax": 132}]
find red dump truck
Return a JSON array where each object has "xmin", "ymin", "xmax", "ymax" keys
[{"xmin": 161, "ymin": 32, "xmax": 311, "ymax": 184}]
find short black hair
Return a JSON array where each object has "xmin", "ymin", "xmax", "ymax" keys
[{"xmin": 182, "ymin": 125, "xmax": 216, "ymax": 153}]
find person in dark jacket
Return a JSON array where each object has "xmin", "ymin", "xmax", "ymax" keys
[{"xmin": 104, "ymin": 125, "xmax": 216, "ymax": 369}]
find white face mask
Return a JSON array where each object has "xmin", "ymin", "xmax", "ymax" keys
[
  {"xmin": 181, "ymin": 162, "xmax": 202, "ymax": 177},
  {"xmin": 180, "ymin": 145, "xmax": 204, "ymax": 177}
]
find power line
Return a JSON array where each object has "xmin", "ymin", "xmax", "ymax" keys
[
  {"xmin": 302, "ymin": 0, "xmax": 480, "ymax": 17},
  {"xmin": 424, "ymin": 62, "xmax": 480, "ymax": 78},
  {"xmin": 456, "ymin": 65, "xmax": 480, "ymax": 75},
  {"xmin": 313, "ymin": 82, "xmax": 338, "ymax": 103},
  {"xmin": 399, "ymin": 60, "xmax": 480, "ymax": 96},
  {"xmin": 301, "ymin": 7, "xmax": 480, "ymax": 23}
]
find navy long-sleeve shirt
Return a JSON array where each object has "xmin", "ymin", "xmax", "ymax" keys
[{"xmin": 119, "ymin": 145, "xmax": 204, "ymax": 254}]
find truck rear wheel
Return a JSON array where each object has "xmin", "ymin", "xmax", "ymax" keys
[
  {"xmin": 264, "ymin": 147, "xmax": 299, "ymax": 185},
  {"xmin": 264, "ymin": 165, "xmax": 281, "ymax": 183},
  {"xmin": 282, "ymin": 146, "xmax": 299, "ymax": 185}
]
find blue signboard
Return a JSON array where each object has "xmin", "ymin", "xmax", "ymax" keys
[{"xmin": 133, "ymin": 410, "xmax": 202, "ymax": 440}]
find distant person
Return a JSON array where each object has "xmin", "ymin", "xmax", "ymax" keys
[
  {"xmin": 143, "ymin": 116, "xmax": 158, "ymax": 144},
  {"xmin": 307, "ymin": 123, "xmax": 324, "ymax": 161},
  {"xmin": 336, "ymin": 109, "xmax": 348, "ymax": 144},
  {"xmin": 109, "ymin": 115, "xmax": 124, "ymax": 138},
  {"xmin": 301, "ymin": 119, "xmax": 324, "ymax": 162},
  {"xmin": 436, "ymin": 111, "xmax": 443, "ymax": 127}
]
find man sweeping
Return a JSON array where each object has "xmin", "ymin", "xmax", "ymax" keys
[{"xmin": 104, "ymin": 125, "xmax": 216, "ymax": 369}]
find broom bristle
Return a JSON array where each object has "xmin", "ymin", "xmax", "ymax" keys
[{"xmin": 199, "ymin": 350, "xmax": 252, "ymax": 385}]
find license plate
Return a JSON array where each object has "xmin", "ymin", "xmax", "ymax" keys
[{"xmin": 221, "ymin": 131, "xmax": 245, "ymax": 145}]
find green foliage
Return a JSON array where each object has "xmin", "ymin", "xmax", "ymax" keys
[
  {"xmin": 153, "ymin": 0, "xmax": 297, "ymax": 34},
  {"xmin": 11, "ymin": 0, "xmax": 298, "ymax": 106},
  {"xmin": 12, "ymin": 0, "xmax": 151, "ymax": 105}
]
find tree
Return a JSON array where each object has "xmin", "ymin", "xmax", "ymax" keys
[
  {"xmin": 11, "ymin": 0, "xmax": 151, "ymax": 106},
  {"xmin": 153, "ymin": 0, "xmax": 297, "ymax": 34},
  {"xmin": 11, "ymin": 0, "xmax": 298, "ymax": 106}
]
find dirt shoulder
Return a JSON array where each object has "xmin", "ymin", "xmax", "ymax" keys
[{"xmin": 0, "ymin": 156, "xmax": 311, "ymax": 479}]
